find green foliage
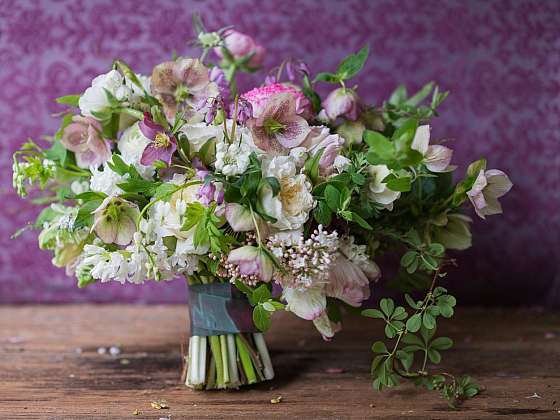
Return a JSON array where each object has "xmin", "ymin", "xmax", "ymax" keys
[
  {"xmin": 383, "ymin": 82, "xmax": 449, "ymax": 127},
  {"xmin": 234, "ymin": 282, "xmax": 284, "ymax": 332},
  {"xmin": 362, "ymin": 280, "xmax": 476, "ymax": 407},
  {"xmin": 182, "ymin": 202, "xmax": 235, "ymax": 253},
  {"xmin": 55, "ymin": 95, "xmax": 80, "ymax": 107},
  {"xmin": 314, "ymin": 45, "xmax": 369, "ymax": 84}
]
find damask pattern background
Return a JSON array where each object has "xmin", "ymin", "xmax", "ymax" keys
[{"xmin": 0, "ymin": 0, "xmax": 558, "ymax": 304}]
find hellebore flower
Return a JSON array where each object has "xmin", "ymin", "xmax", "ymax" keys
[
  {"xmin": 325, "ymin": 254, "xmax": 371, "ymax": 307},
  {"xmin": 151, "ymin": 57, "xmax": 218, "ymax": 122},
  {"xmin": 282, "ymin": 286, "xmax": 326, "ymax": 321},
  {"xmin": 411, "ymin": 125, "xmax": 455, "ymax": 172},
  {"xmin": 322, "ymin": 87, "xmax": 360, "ymax": 121},
  {"xmin": 301, "ymin": 126, "xmax": 345, "ymax": 175},
  {"xmin": 138, "ymin": 113, "xmax": 177, "ymax": 166},
  {"xmin": 467, "ymin": 169, "xmax": 513, "ymax": 219},
  {"xmin": 367, "ymin": 164, "xmax": 401, "ymax": 210},
  {"xmin": 247, "ymin": 93, "xmax": 311, "ymax": 155},
  {"xmin": 60, "ymin": 116, "xmax": 111, "ymax": 168},
  {"xmin": 242, "ymin": 83, "xmax": 311, "ymax": 118},
  {"xmin": 93, "ymin": 197, "xmax": 140, "ymax": 246},
  {"xmin": 312, "ymin": 312, "xmax": 342, "ymax": 341},
  {"xmin": 227, "ymin": 245, "xmax": 274, "ymax": 282},
  {"xmin": 214, "ymin": 29, "xmax": 266, "ymax": 68},
  {"xmin": 432, "ymin": 213, "xmax": 473, "ymax": 251},
  {"xmin": 225, "ymin": 203, "xmax": 255, "ymax": 232}
]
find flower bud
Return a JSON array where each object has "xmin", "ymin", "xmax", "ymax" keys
[{"xmin": 322, "ymin": 88, "xmax": 360, "ymax": 121}]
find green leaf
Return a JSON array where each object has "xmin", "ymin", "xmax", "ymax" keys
[
  {"xmin": 423, "ymin": 312, "xmax": 436, "ymax": 329},
  {"xmin": 388, "ymin": 85, "xmax": 407, "ymax": 105},
  {"xmin": 55, "ymin": 94, "xmax": 80, "ymax": 107},
  {"xmin": 364, "ymin": 130, "xmax": 394, "ymax": 160},
  {"xmin": 405, "ymin": 82, "xmax": 434, "ymax": 107},
  {"xmin": 466, "ymin": 158, "xmax": 487, "ymax": 178},
  {"xmin": 401, "ymin": 333, "xmax": 424, "ymax": 347},
  {"xmin": 386, "ymin": 175, "xmax": 412, "ymax": 192},
  {"xmin": 405, "ymin": 293, "xmax": 421, "ymax": 309},
  {"xmin": 385, "ymin": 324, "xmax": 397, "ymax": 338},
  {"xmin": 44, "ymin": 141, "xmax": 67, "ymax": 164},
  {"xmin": 371, "ymin": 341, "xmax": 388, "ymax": 354},
  {"xmin": 304, "ymin": 148, "xmax": 324, "ymax": 185},
  {"xmin": 252, "ymin": 284, "xmax": 271, "ymax": 304},
  {"xmin": 430, "ymin": 337, "xmax": 453, "ymax": 351},
  {"xmin": 253, "ymin": 305, "xmax": 272, "ymax": 331},
  {"xmin": 406, "ymin": 314, "xmax": 422, "ymax": 332},
  {"xmin": 324, "ymin": 184, "xmax": 341, "ymax": 212},
  {"xmin": 314, "ymin": 72, "xmax": 340, "ymax": 84},
  {"xmin": 350, "ymin": 212, "xmax": 373, "ymax": 230},
  {"xmin": 392, "ymin": 306, "xmax": 408, "ymax": 321},
  {"xmin": 264, "ymin": 177, "xmax": 281, "ymax": 196},
  {"xmin": 362, "ymin": 308, "xmax": 385, "ymax": 319},
  {"xmin": 337, "ymin": 45, "xmax": 369, "ymax": 80},
  {"xmin": 396, "ymin": 350, "xmax": 414, "ymax": 371},
  {"xmin": 380, "ymin": 298, "xmax": 395, "ymax": 317},
  {"xmin": 427, "ymin": 348, "xmax": 441, "ymax": 363},
  {"xmin": 313, "ymin": 201, "xmax": 333, "ymax": 226},
  {"xmin": 400, "ymin": 251, "xmax": 417, "ymax": 268}
]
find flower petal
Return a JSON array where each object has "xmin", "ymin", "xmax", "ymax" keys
[
  {"xmin": 411, "ymin": 125, "xmax": 430, "ymax": 155},
  {"xmin": 282, "ymin": 286, "xmax": 326, "ymax": 321}
]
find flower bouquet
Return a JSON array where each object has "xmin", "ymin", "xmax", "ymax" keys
[{"xmin": 13, "ymin": 16, "xmax": 512, "ymax": 403}]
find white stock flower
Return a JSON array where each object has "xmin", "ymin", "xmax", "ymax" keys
[
  {"xmin": 117, "ymin": 122, "xmax": 155, "ymax": 179},
  {"xmin": 260, "ymin": 156, "xmax": 315, "ymax": 230},
  {"xmin": 79, "ymin": 70, "xmax": 128, "ymax": 117},
  {"xmin": 89, "ymin": 164, "xmax": 129, "ymax": 196},
  {"xmin": 367, "ymin": 164, "xmax": 400, "ymax": 210},
  {"xmin": 215, "ymin": 141, "xmax": 251, "ymax": 176}
]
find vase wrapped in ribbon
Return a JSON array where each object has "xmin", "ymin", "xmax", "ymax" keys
[
  {"xmin": 12, "ymin": 15, "xmax": 510, "ymax": 404},
  {"xmin": 185, "ymin": 280, "xmax": 274, "ymax": 389}
]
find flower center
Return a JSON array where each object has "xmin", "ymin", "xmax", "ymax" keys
[
  {"xmin": 174, "ymin": 85, "xmax": 190, "ymax": 103},
  {"xmin": 154, "ymin": 132, "xmax": 171, "ymax": 148},
  {"xmin": 263, "ymin": 118, "xmax": 286, "ymax": 136}
]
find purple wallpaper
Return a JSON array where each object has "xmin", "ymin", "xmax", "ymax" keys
[{"xmin": 0, "ymin": 0, "xmax": 558, "ymax": 304}]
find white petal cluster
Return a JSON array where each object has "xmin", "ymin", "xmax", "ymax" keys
[
  {"xmin": 215, "ymin": 141, "xmax": 251, "ymax": 176},
  {"xmin": 89, "ymin": 164, "xmax": 129, "ymax": 196}
]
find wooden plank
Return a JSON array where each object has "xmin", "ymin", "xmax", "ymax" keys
[{"xmin": 0, "ymin": 306, "xmax": 559, "ymax": 419}]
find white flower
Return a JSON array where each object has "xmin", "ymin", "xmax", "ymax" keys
[
  {"xmin": 117, "ymin": 122, "xmax": 155, "ymax": 179},
  {"xmin": 367, "ymin": 164, "xmax": 400, "ymax": 210},
  {"xmin": 180, "ymin": 120, "xmax": 258, "ymax": 155},
  {"xmin": 339, "ymin": 235, "xmax": 380, "ymax": 281},
  {"xmin": 411, "ymin": 125, "xmax": 455, "ymax": 173},
  {"xmin": 333, "ymin": 155, "xmax": 351, "ymax": 173},
  {"xmin": 126, "ymin": 74, "xmax": 151, "ymax": 104},
  {"xmin": 215, "ymin": 141, "xmax": 251, "ymax": 176},
  {"xmin": 79, "ymin": 70, "xmax": 128, "ymax": 118},
  {"xmin": 70, "ymin": 180, "xmax": 90, "ymax": 195},
  {"xmin": 288, "ymin": 147, "xmax": 308, "ymax": 168},
  {"xmin": 282, "ymin": 286, "xmax": 326, "ymax": 321},
  {"xmin": 89, "ymin": 164, "xmax": 129, "ymax": 196},
  {"xmin": 260, "ymin": 156, "xmax": 315, "ymax": 230}
]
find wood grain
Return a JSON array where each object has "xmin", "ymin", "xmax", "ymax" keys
[{"xmin": 0, "ymin": 305, "xmax": 559, "ymax": 419}]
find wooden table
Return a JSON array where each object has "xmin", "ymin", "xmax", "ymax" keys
[{"xmin": 0, "ymin": 306, "xmax": 558, "ymax": 419}]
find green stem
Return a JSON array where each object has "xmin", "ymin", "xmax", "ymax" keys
[
  {"xmin": 209, "ymin": 335, "xmax": 224, "ymax": 387},
  {"xmin": 220, "ymin": 335, "xmax": 230, "ymax": 384},
  {"xmin": 236, "ymin": 335, "xmax": 257, "ymax": 384}
]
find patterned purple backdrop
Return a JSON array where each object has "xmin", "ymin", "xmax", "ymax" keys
[{"xmin": 1, "ymin": 0, "xmax": 558, "ymax": 304}]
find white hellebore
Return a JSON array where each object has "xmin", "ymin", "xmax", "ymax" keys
[
  {"xmin": 411, "ymin": 125, "xmax": 455, "ymax": 173},
  {"xmin": 367, "ymin": 164, "xmax": 400, "ymax": 210},
  {"xmin": 260, "ymin": 156, "xmax": 315, "ymax": 230},
  {"xmin": 79, "ymin": 70, "xmax": 129, "ymax": 118}
]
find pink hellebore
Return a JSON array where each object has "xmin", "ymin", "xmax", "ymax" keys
[
  {"xmin": 467, "ymin": 169, "xmax": 513, "ymax": 219},
  {"xmin": 151, "ymin": 58, "xmax": 218, "ymax": 121},
  {"xmin": 242, "ymin": 83, "xmax": 311, "ymax": 119},
  {"xmin": 247, "ymin": 93, "xmax": 311, "ymax": 155},
  {"xmin": 227, "ymin": 245, "xmax": 273, "ymax": 282},
  {"xmin": 214, "ymin": 29, "xmax": 266, "ymax": 68},
  {"xmin": 301, "ymin": 126, "xmax": 345, "ymax": 175},
  {"xmin": 325, "ymin": 254, "xmax": 374, "ymax": 307},
  {"xmin": 60, "ymin": 116, "xmax": 111, "ymax": 168},
  {"xmin": 139, "ymin": 113, "xmax": 177, "ymax": 166},
  {"xmin": 411, "ymin": 125, "xmax": 455, "ymax": 173},
  {"xmin": 322, "ymin": 87, "xmax": 360, "ymax": 121}
]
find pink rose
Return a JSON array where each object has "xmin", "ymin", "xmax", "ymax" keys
[
  {"xmin": 60, "ymin": 116, "xmax": 111, "ymax": 168},
  {"xmin": 214, "ymin": 29, "xmax": 266, "ymax": 68}
]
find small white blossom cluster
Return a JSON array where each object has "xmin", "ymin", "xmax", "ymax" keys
[
  {"xmin": 267, "ymin": 226, "xmax": 339, "ymax": 289},
  {"xmin": 215, "ymin": 140, "xmax": 251, "ymax": 176}
]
